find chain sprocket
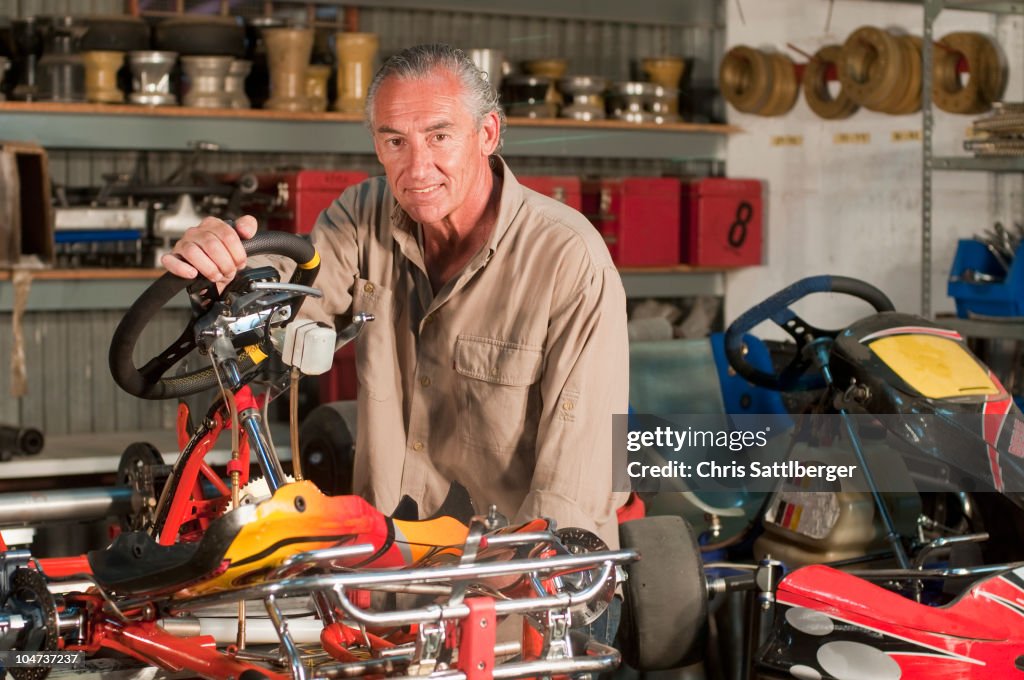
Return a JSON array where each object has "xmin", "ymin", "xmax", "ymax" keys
[{"xmin": 117, "ymin": 442, "xmax": 167, "ymax": 532}]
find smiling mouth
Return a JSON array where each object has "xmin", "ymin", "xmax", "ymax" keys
[{"xmin": 408, "ymin": 185, "xmax": 442, "ymax": 195}]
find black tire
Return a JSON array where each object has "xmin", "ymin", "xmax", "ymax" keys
[
  {"xmin": 299, "ymin": 400, "xmax": 357, "ymax": 496},
  {"xmin": 618, "ymin": 515, "xmax": 708, "ymax": 671},
  {"xmin": 155, "ymin": 17, "xmax": 246, "ymax": 58},
  {"xmin": 81, "ymin": 16, "xmax": 150, "ymax": 52}
]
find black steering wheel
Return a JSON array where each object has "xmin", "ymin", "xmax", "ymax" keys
[
  {"xmin": 724, "ymin": 275, "xmax": 894, "ymax": 391},
  {"xmin": 109, "ymin": 231, "xmax": 320, "ymax": 400}
]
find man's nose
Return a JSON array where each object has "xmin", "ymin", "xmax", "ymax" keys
[{"xmin": 407, "ymin": 142, "xmax": 434, "ymax": 178}]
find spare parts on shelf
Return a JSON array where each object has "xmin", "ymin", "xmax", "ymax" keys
[
  {"xmin": 559, "ymin": 75, "xmax": 607, "ymax": 121},
  {"xmin": 524, "ymin": 57, "xmax": 568, "ymax": 107},
  {"xmin": 180, "ymin": 55, "xmax": 233, "ymax": 109},
  {"xmin": 641, "ymin": 56, "xmax": 685, "ymax": 115},
  {"xmin": 128, "ymin": 50, "xmax": 177, "ymax": 106},
  {"xmin": 82, "ymin": 50, "xmax": 125, "ymax": 103},
  {"xmin": 933, "ymin": 31, "xmax": 1006, "ymax": 115},
  {"xmin": 334, "ymin": 31, "xmax": 378, "ymax": 114},
  {"xmin": 719, "ymin": 45, "xmax": 798, "ymax": 116},
  {"xmin": 802, "ymin": 45, "xmax": 859, "ymax": 119},
  {"xmin": 607, "ymin": 81, "xmax": 680, "ymax": 124},
  {"xmin": 964, "ymin": 102, "xmax": 1024, "ymax": 156}
]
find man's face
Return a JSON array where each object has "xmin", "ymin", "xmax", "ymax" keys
[{"xmin": 371, "ymin": 69, "xmax": 500, "ymax": 228}]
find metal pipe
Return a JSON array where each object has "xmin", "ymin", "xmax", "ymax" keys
[
  {"xmin": 266, "ymin": 594, "xmax": 306, "ymax": 680},
  {"xmin": 332, "ymin": 562, "xmax": 616, "ymax": 627},
  {"xmin": 241, "ymin": 408, "xmax": 287, "ymax": 492},
  {"xmin": 0, "ymin": 487, "xmax": 135, "ymax": 526},
  {"xmin": 271, "ymin": 543, "xmax": 376, "ymax": 580},
  {"xmin": 168, "ymin": 550, "xmax": 635, "ymax": 615}
]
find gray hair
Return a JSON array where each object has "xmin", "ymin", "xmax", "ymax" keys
[{"xmin": 365, "ymin": 43, "xmax": 506, "ymax": 152}]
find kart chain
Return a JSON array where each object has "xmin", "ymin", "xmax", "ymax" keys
[{"xmin": 7, "ymin": 569, "xmax": 59, "ymax": 680}]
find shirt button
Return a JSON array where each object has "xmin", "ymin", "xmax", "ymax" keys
[
  {"xmin": 412, "ymin": 441, "xmax": 424, "ymax": 452},
  {"xmin": 420, "ymin": 376, "xmax": 431, "ymax": 387},
  {"xmin": 562, "ymin": 401, "xmax": 574, "ymax": 411},
  {"xmin": 363, "ymin": 282, "xmax": 375, "ymax": 293}
]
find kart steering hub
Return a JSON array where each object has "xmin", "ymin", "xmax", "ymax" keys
[{"xmin": 109, "ymin": 230, "xmax": 320, "ymax": 400}]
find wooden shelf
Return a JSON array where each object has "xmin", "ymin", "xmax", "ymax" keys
[{"xmin": 0, "ymin": 101, "xmax": 736, "ymax": 161}]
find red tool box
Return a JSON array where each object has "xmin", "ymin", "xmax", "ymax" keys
[
  {"xmin": 517, "ymin": 175, "xmax": 583, "ymax": 211},
  {"xmin": 680, "ymin": 178, "xmax": 763, "ymax": 266},
  {"xmin": 255, "ymin": 170, "xmax": 369, "ymax": 234},
  {"xmin": 581, "ymin": 177, "xmax": 680, "ymax": 267}
]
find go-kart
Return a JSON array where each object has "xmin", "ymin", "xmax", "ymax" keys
[
  {"xmin": 0, "ymin": 231, "xmax": 692, "ymax": 680},
  {"xmin": 702, "ymin": 275, "xmax": 1024, "ymax": 679}
]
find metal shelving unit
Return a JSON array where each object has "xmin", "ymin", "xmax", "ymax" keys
[{"xmin": 922, "ymin": 0, "xmax": 1021, "ymax": 317}]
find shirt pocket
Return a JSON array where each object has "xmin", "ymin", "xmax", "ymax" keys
[
  {"xmin": 351, "ymin": 277, "xmax": 397, "ymax": 402},
  {"xmin": 454, "ymin": 335, "xmax": 544, "ymax": 451}
]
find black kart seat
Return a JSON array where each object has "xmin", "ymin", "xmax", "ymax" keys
[{"xmin": 88, "ymin": 504, "xmax": 256, "ymax": 595}]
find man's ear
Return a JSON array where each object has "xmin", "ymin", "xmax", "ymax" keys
[{"xmin": 479, "ymin": 110, "xmax": 501, "ymax": 155}]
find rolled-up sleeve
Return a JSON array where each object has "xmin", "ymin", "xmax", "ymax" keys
[{"xmin": 513, "ymin": 264, "xmax": 629, "ymax": 548}]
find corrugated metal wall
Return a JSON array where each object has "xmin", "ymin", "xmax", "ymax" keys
[
  {"xmin": 46, "ymin": 150, "xmax": 714, "ymax": 191},
  {"xmin": 1, "ymin": 0, "xmax": 723, "ymax": 434},
  {"xmin": 0, "ymin": 309, "xmax": 183, "ymax": 434}
]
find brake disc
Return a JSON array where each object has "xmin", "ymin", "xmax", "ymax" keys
[
  {"xmin": 553, "ymin": 527, "xmax": 614, "ymax": 627},
  {"xmin": 803, "ymin": 45, "xmax": 859, "ymax": 120},
  {"xmin": 5, "ymin": 569, "xmax": 59, "ymax": 680}
]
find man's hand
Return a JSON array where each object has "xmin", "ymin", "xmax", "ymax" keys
[{"xmin": 160, "ymin": 215, "xmax": 258, "ymax": 282}]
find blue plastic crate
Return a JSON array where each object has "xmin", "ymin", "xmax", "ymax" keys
[{"xmin": 948, "ymin": 239, "xmax": 1024, "ymax": 318}]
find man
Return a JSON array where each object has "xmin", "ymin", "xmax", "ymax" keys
[{"xmin": 163, "ymin": 43, "xmax": 629, "ymax": 549}]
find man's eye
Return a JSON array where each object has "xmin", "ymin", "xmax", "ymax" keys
[
  {"xmin": 434, "ymin": 134, "xmax": 449, "ymax": 142},
  {"xmin": 386, "ymin": 138, "xmax": 403, "ymax": 147}
]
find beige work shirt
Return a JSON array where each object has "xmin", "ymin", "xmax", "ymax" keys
[{"xmin": 288, "ymin": 157, "xmax": 629, "ymax": 547}]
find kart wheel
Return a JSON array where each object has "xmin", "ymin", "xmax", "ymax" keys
[
  {"xmin": 154, "ymin": 17, "xmax": 246, "ymax": 58},
  {"xmin": 618, "ymin": 515, "xmax": 707, "ymax": 671},
  {"xmin": 81, "ymin": 16, "xmax": 150, "ymax": 52},
  {"xmin": 299, "ymin": 401, "xmax": 356, "ymax": 495}
]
